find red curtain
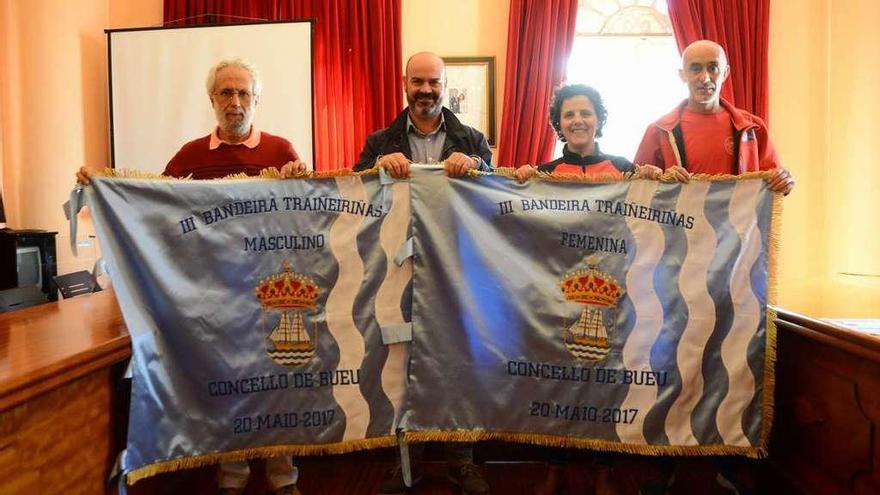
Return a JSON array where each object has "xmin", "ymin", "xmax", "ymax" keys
[
  {"xmin": 164, "ymin": 0, "xmax": 402, "ymax": 171},
  {"xmin": 497, "ymin": 0, "xmax": 578, "ymax": 168},
  {"xmin": 667, "ymin": 0, "xmax": 770, "ymax": 122}
]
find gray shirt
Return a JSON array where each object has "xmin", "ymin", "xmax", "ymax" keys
[{"xmin": 406, "ymin": 114, "xmax": 447, "ymax": 164}]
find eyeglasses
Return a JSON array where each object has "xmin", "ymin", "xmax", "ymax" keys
[{"xmin": 214, "ymin": 89, "xmax": 253, "ymax": 102}]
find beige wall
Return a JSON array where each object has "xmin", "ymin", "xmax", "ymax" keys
[
  {"xmin": 1, "ymin": 0, "xmax": 110, "ymax": 274},
  {"xmin": 825, "ymin": 0, "xmax": 880, "ymax": 315},
  {"xmin": 0, "ymin": 0, "xmax": 161, "ymax": 275},
  {"xmin": 0, "ymin": 0, "xmax": 876, "ymax": 316},
  {"xmin": 770, "ymin": 0, "xmax": 880, "ymax": 317},
  {"xmin": 109, "ymin": 1, "xmax": 163, "ymax": 28},
  {"xmin": 768, "ymin": 0, "xmax": 828, "ymax": 314}
]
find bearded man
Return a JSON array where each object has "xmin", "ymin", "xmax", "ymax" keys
[
  {"xmin": 77, "ymin": 58, "xmax": 304, "ymax": 184},
  {"xmin": 162, "ymin": 58, "xmax": 303, "ymax": 179},
  {"xmin": 354, "ymin": 51, "xmax": 492, "ymax": 495},
  {"xmin": 353, "ymin": 51, "xmax": 492, "ymax": 177}
]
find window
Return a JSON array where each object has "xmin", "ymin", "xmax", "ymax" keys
[{"xmin": 562, "ymin": 0, "xmax": 684, "ymax": 161}]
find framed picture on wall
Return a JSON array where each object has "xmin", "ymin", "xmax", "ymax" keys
[{"xmin": 442, "ymin": 57, "xmax": 496, "ymax": 145}]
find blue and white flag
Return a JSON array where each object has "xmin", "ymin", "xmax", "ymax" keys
[
  {"xmin": 85, "ymin": 172, "xmax": 411, "ymax": 483},
  {"xmin": 85, "ymin": 167, "xmax": 780, "ymax": 484},
  {"xmin": 402, "ymin": 168, "xmax": 779, "ymax": 457}
]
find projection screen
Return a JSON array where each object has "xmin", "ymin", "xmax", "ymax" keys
[{"xmin": 107, "ymin": 21, "xmax": 314, "ymax": 173}]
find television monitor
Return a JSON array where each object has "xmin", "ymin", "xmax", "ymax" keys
[{"xmin": 16, "ymin": 246, "xmax": 42, "ymax": 288}]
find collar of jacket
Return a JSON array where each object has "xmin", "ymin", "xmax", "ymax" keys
[
  {"xmin": 387, "ymin": 107, "xmax": 471, "ymax": 154},
  {"xmin": 559, "ymin": 143, "xmax": 608, "ymax": 166},
  {"xmin": 653, "ymin": 99, "xmax": 758, "ymax": 133}
]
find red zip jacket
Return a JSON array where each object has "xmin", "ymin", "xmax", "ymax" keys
[{"xmin": 634, "ymin": 99, "xmax": 781, "ymax": 174}]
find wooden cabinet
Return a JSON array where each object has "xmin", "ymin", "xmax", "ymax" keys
[
  {"xmin": 0, "ymin": 290, "xmax": 129, "ymax": 494},
  {"xmin": 770, "ymin": 310, "xmax": 880, "ymax": 494}
]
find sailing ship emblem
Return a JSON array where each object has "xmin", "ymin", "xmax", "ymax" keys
[
  {"xmin": 255, "ymin": 259, "xmax": 321, "ymax": 366},
  {"xmin": 560, "ymin": 256, "xmax": 624, "ymax": 361}
]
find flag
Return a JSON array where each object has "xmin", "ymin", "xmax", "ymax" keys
[
  {"xmin": 85, "ymin": 172, "xmax": 411, "ymax": 483},
  {"xmin": 402, "ymin": 167, "xmax": 779, "ymax": 457},
  {"xmin": 85, "ymin": 166, "xmax": 780, "ymax": 484}
]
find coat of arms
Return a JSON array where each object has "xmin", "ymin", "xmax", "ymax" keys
[
  {"xmin": 560, "ymin": 256, "xmax": 624, "ymax": 361},
  {"xmin": 255, "ymin": 259, "xmax": 321, "ymax": 366}
]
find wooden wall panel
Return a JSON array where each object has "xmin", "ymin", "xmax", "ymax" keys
[
  {"xmin": 770, "ymin": 310, "xmax": 880, "ymax": 495},
  {"xmin": 0, "ymin": 367, "xmax": 120, "ymax": 495}
]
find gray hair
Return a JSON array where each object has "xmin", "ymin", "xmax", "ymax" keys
[{"xmin": 205, "ymin": 58, "xmax": 263, "ymax": 97}]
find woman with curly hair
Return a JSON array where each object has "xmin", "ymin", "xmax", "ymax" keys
[
  {"xmin": 518, "ymin": 85, "xmax": 669, "ymax": 495},
  {"xmin": 515, "ymin": 84, "xmax": 662, "ymax": 181}
]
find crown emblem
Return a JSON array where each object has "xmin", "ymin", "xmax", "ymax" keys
[
  {"xmin": 255, "ymin": 260, "xmax": 322, "ymax": 367},
  {"xmin": 256, "ymin": 259, "xmax": 320, "ymax": 310},
  {"xmin": 560, "ymin": 256, "xmax": 625, "ymax": 361},
  {"xmin": 561, "ymin": 258, "xmax": 623, "ymax": 307}
]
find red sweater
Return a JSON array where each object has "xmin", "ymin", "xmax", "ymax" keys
[{"xmin": 163, "ymin": 131, "xmax": 298, "ymax": 179}]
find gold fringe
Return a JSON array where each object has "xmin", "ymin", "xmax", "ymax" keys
[
  {"xmin": 474, "ymin": 166, "xmax": 634, "ymax": 184},
  {"xmin": 686, "ymin": 170, "xmax": 773, "ymax": 182},
  {"xmin": 759, "ymin": 191, "xmax": 784, "ymax": 453},
  {"xmin": 97, "ymin": 165, "xmax": 772, "ymax": 184},
  {"xmin": 486, "ymin": 167, "xmax": 774, "ymax": 184},
  {"xmin": 403, "ymin": 430, "xmax": 766, "ymax": 458},
  {"xmin": 93, "ymin": 166, "xmax": 380, "ymax": 182},
  {"xmin": 125, "ymin": 436, "xmax": 396, "ymax": 485},
  {"xmin": 95, "ymin": 168, "xmax": 173, "ymax": 180},
  {"xmin": 485, "ymin": 167, "xmax": 518, "ymax": 179}
]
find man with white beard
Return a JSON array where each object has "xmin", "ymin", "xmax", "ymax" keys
[
  {"xmin": 162, "ymin": 58, "xmax": 304, "ymax": 179},
  {"xmin": 77, "ymin": 58, "xmax": 304, "ymax": 495},
  {"xmin": 77, "ymin": 58, "xmax": 304, "ymax": 183},
  {"xmin": 168, "ymin": 59, "xmax": 304, "ymax": 495}
]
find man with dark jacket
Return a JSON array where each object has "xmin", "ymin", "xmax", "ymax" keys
[
  {"xmin": 361, "ymin": 51, "xmax": 491, "ymax": 495},
  {"xmin": 353, "ymin": 51, "xmax": 492, "ymax": 177}
]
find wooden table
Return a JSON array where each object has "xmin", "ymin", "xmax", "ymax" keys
[{"xmin": 0, "ymin": 289, "xmax": 130, "ymax": 494}]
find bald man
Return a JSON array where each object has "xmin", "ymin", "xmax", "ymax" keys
[
  {"xmin": 634, "ymin": 40, "xmax": 794, "ymax": 194},
  {"xmin": 629, "ymin": 39, "xmax": 784, "ymax": 494},
  {"xmin": 353, "ymin": 51, "xmax": 492, "ymax": 177}
]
